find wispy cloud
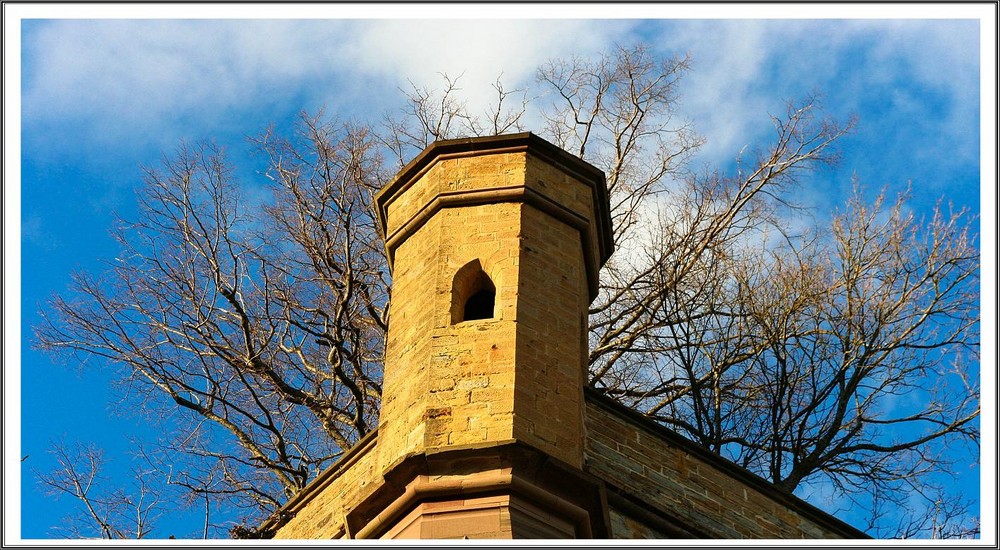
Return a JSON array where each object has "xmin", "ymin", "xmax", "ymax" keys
[
  {"xmin": 635, "ymin": 18, "xmax": 980, "ymax": 207},
  {"xmin": 22, "ymin": 18, "xmax": 978, "ymax": 159},
  {"xmin": 22, "ymin": 19, "xmax": 637, "ymax": 150},
  {"xmin": 19, "ymin": 18, "xmax": 980, "ymax": 213},
  {"xmin": 23, "ymin": 21, "xmax": 349, "ymax": 133},
  {"xmin": 347, "ymin": 19, "xmax": 633, "ymax": 112},
  {"xmin": 648, "ymin": 20, "xmax": 776, "ymax": 162}
]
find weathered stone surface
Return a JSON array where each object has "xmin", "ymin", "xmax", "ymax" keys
[
  {"xmin": 271, "ymin": 133, "xmax": 610, "ymax": 540},
  {"xmin": 583, "ymin": 391, "xmax": 866, "ymax": 539},
  {"xmin": 374, "ymin": 135, "xmax": 607, "ymax": 474}
]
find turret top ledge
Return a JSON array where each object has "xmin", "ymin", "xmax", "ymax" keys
[{"xmin": 375, "ymin": 132, "xmax": 615, "ymax": 267}]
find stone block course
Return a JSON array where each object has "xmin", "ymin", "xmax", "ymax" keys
[{"xmin": 583, "ymin": 391, "xmax": 865, "ymax": 539}]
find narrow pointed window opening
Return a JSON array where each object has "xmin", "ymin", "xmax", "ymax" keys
[
  {"xmin": 451, "ymin": 260, "xmax": 497, "ymax": 324},
  {"xmin": 464, "ymin": 286, "xmax": 496, "ymax": 321}
]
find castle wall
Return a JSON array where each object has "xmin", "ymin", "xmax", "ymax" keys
[
  {"xmin": 269, "ymin": 432, "xmax": 379, "ymax": 539},
  {"xmin": 583, "ymin": 392, "xmax": 866, "ymax": 539}
]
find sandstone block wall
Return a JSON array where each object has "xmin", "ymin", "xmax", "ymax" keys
[
  {"xmin": 511, "ymin": 203, "xmax": 588, "ymax": 466},
  {"xmin": 375, "ymin": 144, "xmax": 604, "ymax": 473},
  {"xmin": 377, "ymin": 201, "xmax": 524, "ymax": 474},
  {"xmin": 270, "ymin": 432, "xmax": 379, "ymax": 539},
  {"xmin": 583, "ymin": 391, "xmax": 866, "ymax": 539}
]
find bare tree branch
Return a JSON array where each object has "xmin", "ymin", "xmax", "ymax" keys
[{"xmin": 35, "ymin": 442, "xmax": 163, "ymax": 539}]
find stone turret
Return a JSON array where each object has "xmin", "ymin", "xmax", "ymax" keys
[
  {"xmin": 362, "ymin": 133, "xmax": 613, "ymax": 537},
  {"xmin": 373, "ymin": 133, "xmax": 612, "ymax": 473},
  {"xmin": 263, "ymin": 133, "xmax": 868, "ymax": 541}
]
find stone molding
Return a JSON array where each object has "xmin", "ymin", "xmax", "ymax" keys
[
  {"xmin": 345, "ymin": 441, "xmax": 610, "ymax": 538},
  {"xmin": 374, "ymin": 132, "xmax": 614, "ymax": 300}
]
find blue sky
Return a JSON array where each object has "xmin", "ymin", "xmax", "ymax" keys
[{"xmin": 5, "ymin": 3, "xmax": 996, "ymax": 542}]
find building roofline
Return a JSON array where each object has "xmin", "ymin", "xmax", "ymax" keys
[
  {"xmin": 583, "ymin": 387, "xmax": 872, "ymax": 539},
  {"xmin": 257, "ymin": 427, "xmax": 380, "ymax": 537},
  {"xmin": 261, "ymin": 390, "xmax": 871, "ymax": 540}
]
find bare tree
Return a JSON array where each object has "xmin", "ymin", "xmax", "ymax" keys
[
  {"xmin": 380, "ymin": 72, "xmax": 529, "ymax": 169},
  {"xmin": 35, "ymin": 442, "xmax": 162, "ymax": 539},
  {"xmin": 36, "ymin": 118, "xmax": 388, "ymax": 523},
  {"xmin": 34, "ymin": 44, "xmax": 979, "ymax": 538},
  {"xmin": 888, "ymin": 482, "xmax": 981, "ymax": 539},
  {"xmin": 537, "ymin": 44, "xmax": 703, "ymax": 246},
  {"xmin": 531, "ymin": 48, "xmax": 978, "ymax": 536}
]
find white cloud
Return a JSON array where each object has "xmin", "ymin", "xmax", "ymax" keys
[
  {"xmin": 654, "ymin": 20, "xmax": 973, "ymax": 130},
  {"xmin": 23, "ymin": 20, "xmax": 348, "ymax": 127},
  {"xmin": 19, "ymin": 18, "xmax": 981, "ymax": 202},
  {"xmin": 626, "ymin": 18, "xmax": 981, "ymax": 211},
  {"xmin": 648, "ymin": 20, "xmax": 778, "ymax": 163},
  {"xmin": 347, "ymin": 19, "xmax": 632, "ymax": 114},
  {"xmin": 22, "ymin": 19, "xmax": 636, "ymax": 148}
]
